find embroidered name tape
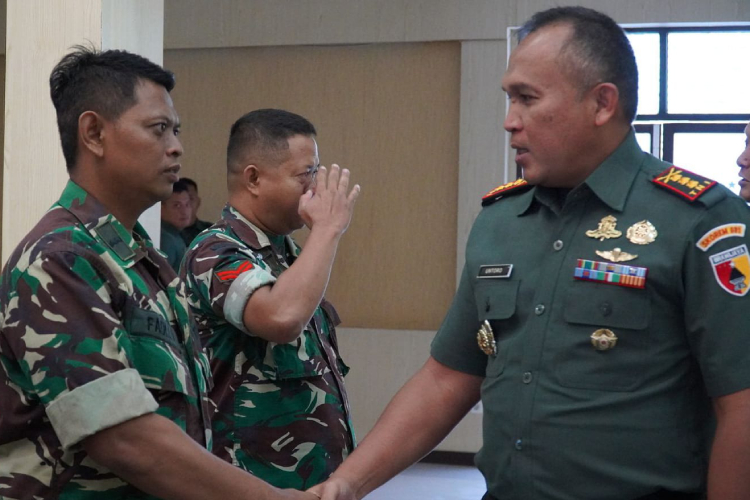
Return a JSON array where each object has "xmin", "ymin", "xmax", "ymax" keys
[
  {"xmin": 696, "ymin": 223, "xmax": 746, "ymax": 252},
  {"xmin": 574, "ymin": 259, "xmax": 648, "ymax": 289},
  {"xmin": 478, "ymin": 264, "xmax": 513, "ymax": 279}
]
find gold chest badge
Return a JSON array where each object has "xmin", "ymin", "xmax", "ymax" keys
[
  {"xmin": 586, "ymin": 215, "xmax": 622, "ymax": 241},
  {"xmin": 477, "ymin": 320, "xmax": 496, "ymax": 356},
  {"xmin": 626, "ymin": 220, "xmax": 657, "ymax": 245},
  {"xmin": 590, "ymin": 329, "xmax": 618, "ymax": 351}
]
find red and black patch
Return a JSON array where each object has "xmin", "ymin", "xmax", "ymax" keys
[
  {"xmin": 481, "ymin": 178, "xmax": 531, "ymax": 207},
  {"xmin": 216, "ymin": 261, "xmax": 254, "ymax": 282},
  {"xmin": 652, "ymin": 166, "xmax": 716, "ymax": 202}
]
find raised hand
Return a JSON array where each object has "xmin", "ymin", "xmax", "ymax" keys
[{"xmin": 298, "ymin": 164, "xmax": 360, "ymax": 234}]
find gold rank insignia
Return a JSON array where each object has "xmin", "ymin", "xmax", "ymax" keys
[
  {"xmin": 595, "ymin": 247, "xmax": 638, "ymax": 263},
  {"xmin": 477, "ymin": 320, "xmax": 497, "ymax": 356},
  {"xmin": 626, "ymin": 220, "xmax": 657, "ymax": 245},
  {"xmin": 586, "ymin": 215, "xmax": 622, "ymax": 241},
  {"xmin": 481, "ymin": 178, "xmax": 532, "ymax": 207},
  {"xmin": 652, "ymin": 166, "xmax": 716, "ymax": 202},
  {"xmin": 590, "ymin": 329, "xmax": 618, "ymax": 351}
]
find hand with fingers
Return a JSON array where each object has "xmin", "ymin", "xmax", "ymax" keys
[
  {"xmin": 307, "ymin": 477, "xmax": 358, "ymax": 500},
  {"xmin": 298, "ymin": 164, "xmax": 360, "ymax": 234}
]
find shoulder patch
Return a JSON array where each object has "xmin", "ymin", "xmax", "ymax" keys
[
  {"xmin": 652, "ymin": 166, "xmax": 716, "ymax": 202},
  {"xmin": 481, "ymin": 179, "xmax": 531, "ymax": 207},
  {"xmin": 215, "ymin": 260, "xmax": 254, "ymax": 282}
]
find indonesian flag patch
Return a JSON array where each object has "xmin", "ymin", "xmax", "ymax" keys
[
  {"xmin": 709, "ymin": 244, "xmax": 750, "ymax": 296},
  {"xmin": 216, "ymin": 260, "xmax": 254, "ymax": 282}
]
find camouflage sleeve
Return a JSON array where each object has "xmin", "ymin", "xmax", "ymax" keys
[
  {"xmin": 2, "ymin": 250, "xmax": 157, "ymax": 448},
  {"xmin": 186, "ymin": 235, "xmax": 276, "ymax": 333}
]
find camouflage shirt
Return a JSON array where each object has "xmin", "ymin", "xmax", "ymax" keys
[
  {"xmin": 182, "ymin": 204, "xmax": 354, "ymax": 489},
  {"xmin": 0, "ymin": 181, "xmax": 213, "ymax": 500}
]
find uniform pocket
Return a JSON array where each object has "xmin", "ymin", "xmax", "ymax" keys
[
  {"xmin": 473, "ymin": 280, "xmax": 520, "ymax": 377},
  {"xmin": 123, "ymin": 302, "xmax": 195, "ymax": 396},
  {"xmin": 556, "ymin": 282, "xmax": 651, "ymax": 391}
]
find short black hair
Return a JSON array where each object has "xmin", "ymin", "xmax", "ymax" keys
[
  {"xmin": 172, "ymin": 179, "xmax": 190, "ymax": 194},
  {"xmin": 518, "ymin": 6, "xmax": 639, "ymax": 123},
  {"xmin": 227, "ymin": 109, "xmax": 316, "ymax": 173},
  {"xmin": 50, "ymin": 45, "xmax": 176, "ymax": 170},
  {"xmin": 180, "ymin": 177, "xmax": 198, "ymax": 190}
]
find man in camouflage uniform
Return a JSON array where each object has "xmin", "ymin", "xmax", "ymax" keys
[
  {"xmin": 182, "ymin": 109, "xmax": 360, "ymax": 489},
  {"xmin": 0, "ymin": 48, "xmax": 317, "ymax": 500}
]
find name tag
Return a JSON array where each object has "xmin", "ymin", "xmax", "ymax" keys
[
  {"xmin": 478, "ymin": 264, "xmax": 513, "ymax": 279},
  {"xmin": 124, "ymin": 304, "xmax": 180, "ymax": 346}
]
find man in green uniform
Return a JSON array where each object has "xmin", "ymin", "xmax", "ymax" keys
[
  {"xmin": 310, "ymin": 7, "xmax": 750, "ymax": 500},
  {"xmin": 180, "ymin": 177, "xmax": 213, "ymax": 246},
  {"xmin": 738, "ymin": 122, "xmax": 750, "ymax": 202},
  {"xmin": 0, "ymin": 47, "xmax": 318, "ymax": 500},
  {"xmin": 182, "ymin": 109, "xmax": 360, "ymax": 489},
  {"xmin": 160, "ymin": 179, "xmax": 191, "ymax": 270}
]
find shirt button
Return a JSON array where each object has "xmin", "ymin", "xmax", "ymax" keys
[
  {"xmin": 553, "ymin": 240, "xmax": 564, "ymax": 251},
  {"xmin": 522, "ymin": 371, "xmax": 533, "ymax": 384},
  {"xmin": 515, "ymin": 439, "xmax": 523, "ymax": 450},
  {"xmin": 534, "ymin": 304, "xmax": 545, "ymax": 315}
]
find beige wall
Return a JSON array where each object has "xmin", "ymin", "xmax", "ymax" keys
[{"xmin": 165, "ymin": 42, "xmax": 460, "ymax": 331}]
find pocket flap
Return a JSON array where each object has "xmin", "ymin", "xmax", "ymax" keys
[
  {"xmin": 563, "ymin": 282, "xmax": 649, "ymax": 329},
  {"xmin": 474, "ymin": 280, "xmax": 519, "ymax": 321}
]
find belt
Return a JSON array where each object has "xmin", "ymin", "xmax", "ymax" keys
[{"xmin": 482, "ymin": 491, "xmax": 704, "ymax": 500}]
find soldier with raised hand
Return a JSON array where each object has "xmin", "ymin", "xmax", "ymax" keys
[
  {"xmin": 181, "ymin": 109, "xmax": 359, "ymax": 489},
  {"xmin": 0, "ymin": 47, "xmax": 318, "ymax": 500},
  {"xmin": 310, "ymin": 6, "xmax": 750, "ymax": 500}
]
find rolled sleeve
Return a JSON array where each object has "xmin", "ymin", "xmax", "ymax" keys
[
  {"xmin": 223, "ymin": 267, "xmax": 276, "ymax": 332},
  {"xmin": 47, "ymin": 369, "xmax": 158, "ymax": 449}
]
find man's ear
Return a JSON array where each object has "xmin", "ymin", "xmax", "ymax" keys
[
  {"xmin": 244, "ymin": 164, "xmax": 261, "ymax": 194},
  {"xmin": 591, "ymin": 82, "xmax": 620, "ymax": 127},
  {"xmin": 78, "ymin": 111, "xmax": 106, "ymax": 158}
]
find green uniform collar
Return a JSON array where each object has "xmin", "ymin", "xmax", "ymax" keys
[
  {"xmin": 58, "ymin": 180, "xmax": 152, "ymax": 267},
  {"xmin": 516, "ymin": 130, "xmax": 645, "ymax": 216},
  {"xmin": 582, "ymin": 129, "xmax": 646, "ymax": 212},
  {"xmin": 223, "ymin": 204, "xmax": 297, "ymax": 254}
]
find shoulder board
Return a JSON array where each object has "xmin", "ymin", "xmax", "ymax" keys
[
  {"xmin": 481, "ymin": 179, "xmax": 531, "ymax": 207},
  {"xmin": 652, "ymin": 166, "xmax": 716, "ymax": 202}
]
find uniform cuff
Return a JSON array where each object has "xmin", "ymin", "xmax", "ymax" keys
[
  {"xmin": 223, "ymin": 268, "xmax": 276, "ymax": 333},
  {"xmin": 46, "ymin": 369, "xmax": 158, "ymax": 449}
]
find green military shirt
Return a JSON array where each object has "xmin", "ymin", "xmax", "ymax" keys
[
  {"xmin": 0, "ymin": 181, "xmax": 213, "ymax": 500},
  {"xmin": 160, "ymin": 221, "xmax": 187, "ymax": 272},
  {"xmin": 182, "ymin": 205, "xmax": 354, "ymax": 489},
  {"xmin": 181, "ymin": 218, "xmax": 212, "ymax": 246},
  {"xmin": 431, "ymin": 132, "xmax": 750, "ymax": 500}
]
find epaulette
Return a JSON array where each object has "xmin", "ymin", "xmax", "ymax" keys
[
  {"xmin": 481, "ymin": 178, "xmax": 531, "ymax": 207},
  {"xmin": 652, "ymin": 166, "xmax": 716, "ymax": 202}
]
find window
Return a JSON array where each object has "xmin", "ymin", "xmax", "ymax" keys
[{"xmin": 627, "ymin": 27, "xmax": 750, "ymax": 195}]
